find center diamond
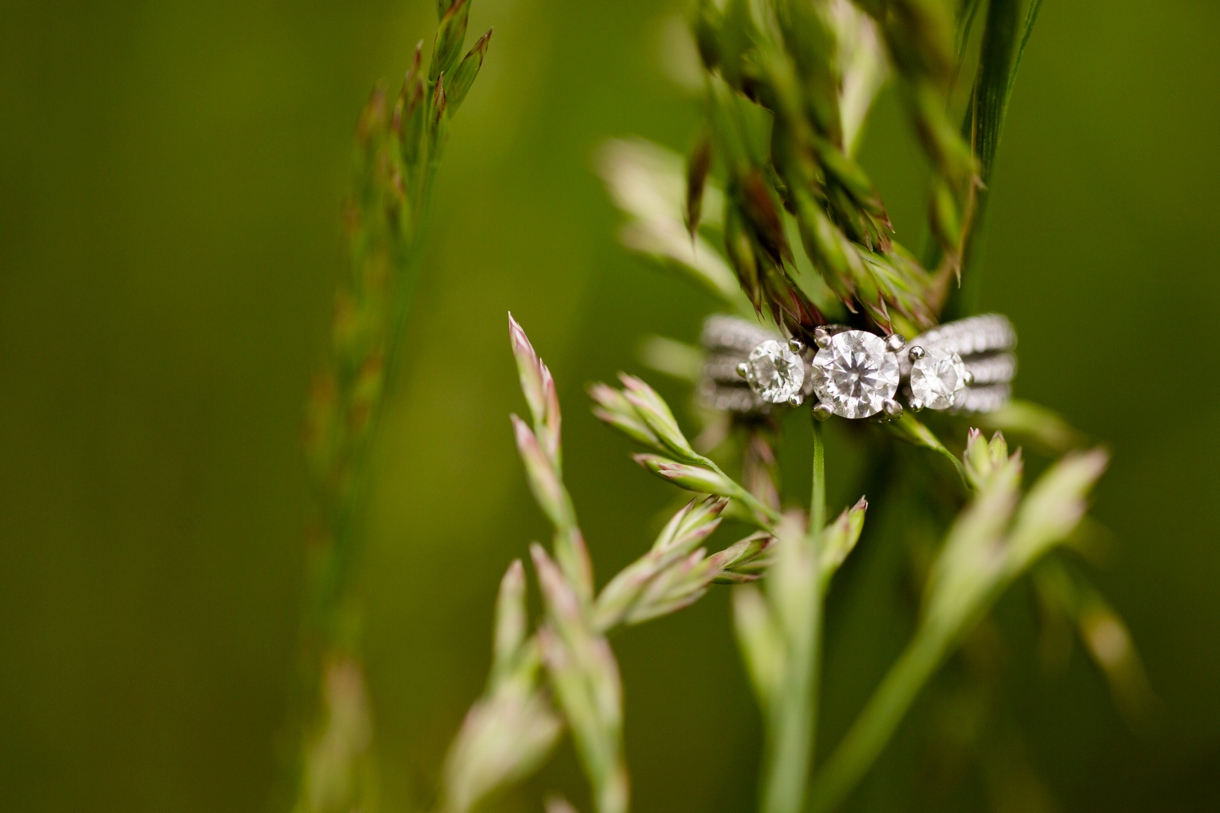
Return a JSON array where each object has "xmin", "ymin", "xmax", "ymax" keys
[
  {"xmin": 810, "ymin": 330, "xmax": 899, "ymax": 418},
  {"xmin": 744, "ymin": 339, "xmax": 805, "ymax": 404},
  {"xmin": 910, "ymin": 349, "xmax": 967, "ymax": 410}
]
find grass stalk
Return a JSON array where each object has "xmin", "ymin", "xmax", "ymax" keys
[
  {"xmin": 760, "ymin": 596, "xmax": 820, "ymax": 813},
  {"xmin": 759, "ymin": 419, "xmax": 826, "ymax": 813},
  {"xmin": 807, "ymin": 442, "xmax": 1108, "ymax": 812},
  {"xmin": 948, "ymin": 0, "xmax": 1041, "ymax": 317},
  {"xmin": 809, "ymin": 419, "xmax": 826, "ymax": 536},
  {"xmin": 288, "ymin": 8, "xmax": 494, "ymax": 810},
  {"xmin": 808, "ymin": 629, "xmax": 947, "ymax": 813}
]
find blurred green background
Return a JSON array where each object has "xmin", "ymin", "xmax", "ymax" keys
[{"xmin": 2, "ymin": 0, "xmax": 1219, "ymax": 811}]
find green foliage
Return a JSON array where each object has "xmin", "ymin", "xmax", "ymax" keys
[
  {"xmin": 440, "ymin": 561, "xmax": 562, "ymax": 813},
  {"xmin": 734, "ymin": 504, "xmax": 824, "ymax": 813},
  {"xmin": 310, "ymin": 2, "xmax": 1139, "ymax": 813},
  {"xmin": 576, "ymin": 1, "xmax": 1141, "ymax": 812},
  {"xmin": 434, "ymin": 318, "xmax": 782, "ymax": 813},
  {"xmin": 946, "ymin": 0, "xmax": 1043, "ymax": 313},
  {"xmin": 809, "ymin": 434, "xmax": 1108, "ymax": 813},
  {"xmin": 687, "ymin": 0, "xmax": 970, "ymax": 338},
  {"xmin": 290, "ymin": 3, "xmax": 492, "ymax": 811}
]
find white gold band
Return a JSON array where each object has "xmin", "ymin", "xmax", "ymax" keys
[{"xmin": 699, "ymin": 314, "xmax": 1016, "ymax": 418}]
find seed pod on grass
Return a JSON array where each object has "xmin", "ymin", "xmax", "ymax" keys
[
  {"xmin": 446, "ymin": 29, "xmax": 492, "ymax": 114},
  {"xmin": 440, "ymin": 561, "xmax": 562, "ymax": 813},
  {"xmin": 819, "ymin": 497, "xmax": 869, "ymax": 587},
  {"xmin": 725, "ymin": 205, "xmax": 763, "ymax": 308},
  {"xmin": 692, "ymin": 0, "xmax": 723, "ymax": 71},
  {"xmin": 617, "ymin": 373, "xmax": 702, "ymax": 463},
  {"xmin": 533, "ymin": 545, "xmax": 630, "ymax": 813},
  {"xmin": 775, "ymin": 0, "xmax": 842, "ymax": 141},
  {"xmin": 429, "ymin": 73, "xmax": 449, "ymax": 148},
  {"xmin": 587, "ymin": 382, "xmax": 663, "ymax": 452},
  {"xmin": 963, "ymin": 427, "xmax": 1010, "ymax": 488},
  {"xmin": 594, "ymin": 498, "xmax": 727, "ymax": 630},
  {"xmin": 928, "ymin": 178, "xmax": 963, "ymax": 276},
  {"xmin": 633, "ymin": 454, "xmax": 738, "ymax": 497},
  {"xmin": 902, "ymin": 78, "xmax": 978, "ymax": 189},
  {"xmin": 491, "ymin": 560, "xmax": 528, "ymax": 684},
  {"xmin": 685, "ymin": 131, "xmax": 713, "ymax": 239},
  {"xmin": 392, "ymin": 42, "xmax": 423, "ymax": 137},
  {"xmin": 739, "ymin": 169, "xmax": 793, "ymax": 266},
  {"xmin": 400, "ymin": 75, "xmax": 426, "ymax": 167},
  {"xmin": 430, "ymin": 0, "xmax": 470, "ymax": 81},
  {"xmin": 1002, "ymin": 448, "xmax": 1110, "ymax": 575},
  {"xmin": 708, "ymin": 532, "xmax": 774, "ymax": 584},
  {"xmin": 508, "ymin": 313, "xmax": 561, "ymax": 469}
]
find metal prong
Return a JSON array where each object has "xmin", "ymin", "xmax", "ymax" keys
[
  {"xmin": 814, "ymin": 327, "xmax": 832, "ymax": 349},
  {"xmin": 908, "ymin": 398, "xmax": 924, "ymax": 413},
  {"xmin": 963, "ymin": 370, "xmax": 975, "ymax": 386},
  {"xmin": 908, "ymin": 345, "xmax": 925, "ymax": 361},
  {"xmin": 812, "ymin": 403, "xmax": 833, "ymax": 421},
  {"xmin": 788, "ymin": 392, "xmax": 804, "ymax": 407},
  {"xmin": 788, "ymin": 338, "xmax": 804, "ymax": 354},
  {"xmin": 883, "ymin": 399, "xmax": 904, "ymax": 421},
  {"xmin": 886, "ymin": 333, "xmax": 906, "ymax": 353},
  {"xmin": 736, "ymin": 362, "xmax": 749, "ymax": 379}
]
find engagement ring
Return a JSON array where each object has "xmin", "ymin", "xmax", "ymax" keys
[{"xmin": 699, "ymin": 314, "xmax": 1016, "ymax": 420}]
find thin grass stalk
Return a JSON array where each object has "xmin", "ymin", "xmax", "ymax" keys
[
  {"xmin": 809, "ymin": 419, "xmax": 826, "ymax": 535},
  {"xmin": 435, "ymin": 320, "xmax": 785, "ymax": 813},
  {"xmin": 759, "ymin": 420, "xmax": 825, "ymax": 813},
  {"xmin": 947, "ymin": 0, "xmax": 1041, "ymax": 318},
  {"xmin": 758, "ymin": 549, "xmax": 820, "ymax": 813},
  {"xmin": 288, "ymin": 7, "xmax": 492, "ymax": 810},
  {"xmin": 808, "ymin": 628, "xmax": 946, "ymax": 813},
  {"xmin": 807, "ymin": 417, "xmax": 826, "ymax": 781},
  {"xmin": 806, "ymin": 441, "xmax": 1107, "ymax": 812}
]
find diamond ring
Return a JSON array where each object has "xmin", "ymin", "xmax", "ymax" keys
[{"xmin": 699, "ymin": 314, "xmax": 1015, "ymax": 419}]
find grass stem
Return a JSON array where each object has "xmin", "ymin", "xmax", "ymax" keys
[
  {"xmin": 808, "ymin": 629, "xmax": 948, "ymax": 813},
  {"xmin": 810, "ymin": 419, "xmax": 826, "ymax": 537},
  {"xmin": 759, "ymin": 419, "xmax": 827, "ymax": 813}
]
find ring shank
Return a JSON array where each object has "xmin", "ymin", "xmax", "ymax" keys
[{"xmin": 900, "ymin": 313, "xmax": 1016, "ymax": 376}]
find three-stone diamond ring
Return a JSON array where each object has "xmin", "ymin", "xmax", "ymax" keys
[{"xmin": 699, "ymin": 314, "xmax": 1016, "ymax": 420}]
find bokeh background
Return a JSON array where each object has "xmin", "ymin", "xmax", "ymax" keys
[{"xmin": 3, "ymin": 0, "xmax": 1219, "ymax": 811}]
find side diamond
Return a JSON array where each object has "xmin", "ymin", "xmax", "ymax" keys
[
  {"xmin": 910, "ymin": 349, "xmax": 967, "ymax": 410},
  {"xmin": 744, "ymin": 339, "xmax": 805, "ymax": 404}
]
